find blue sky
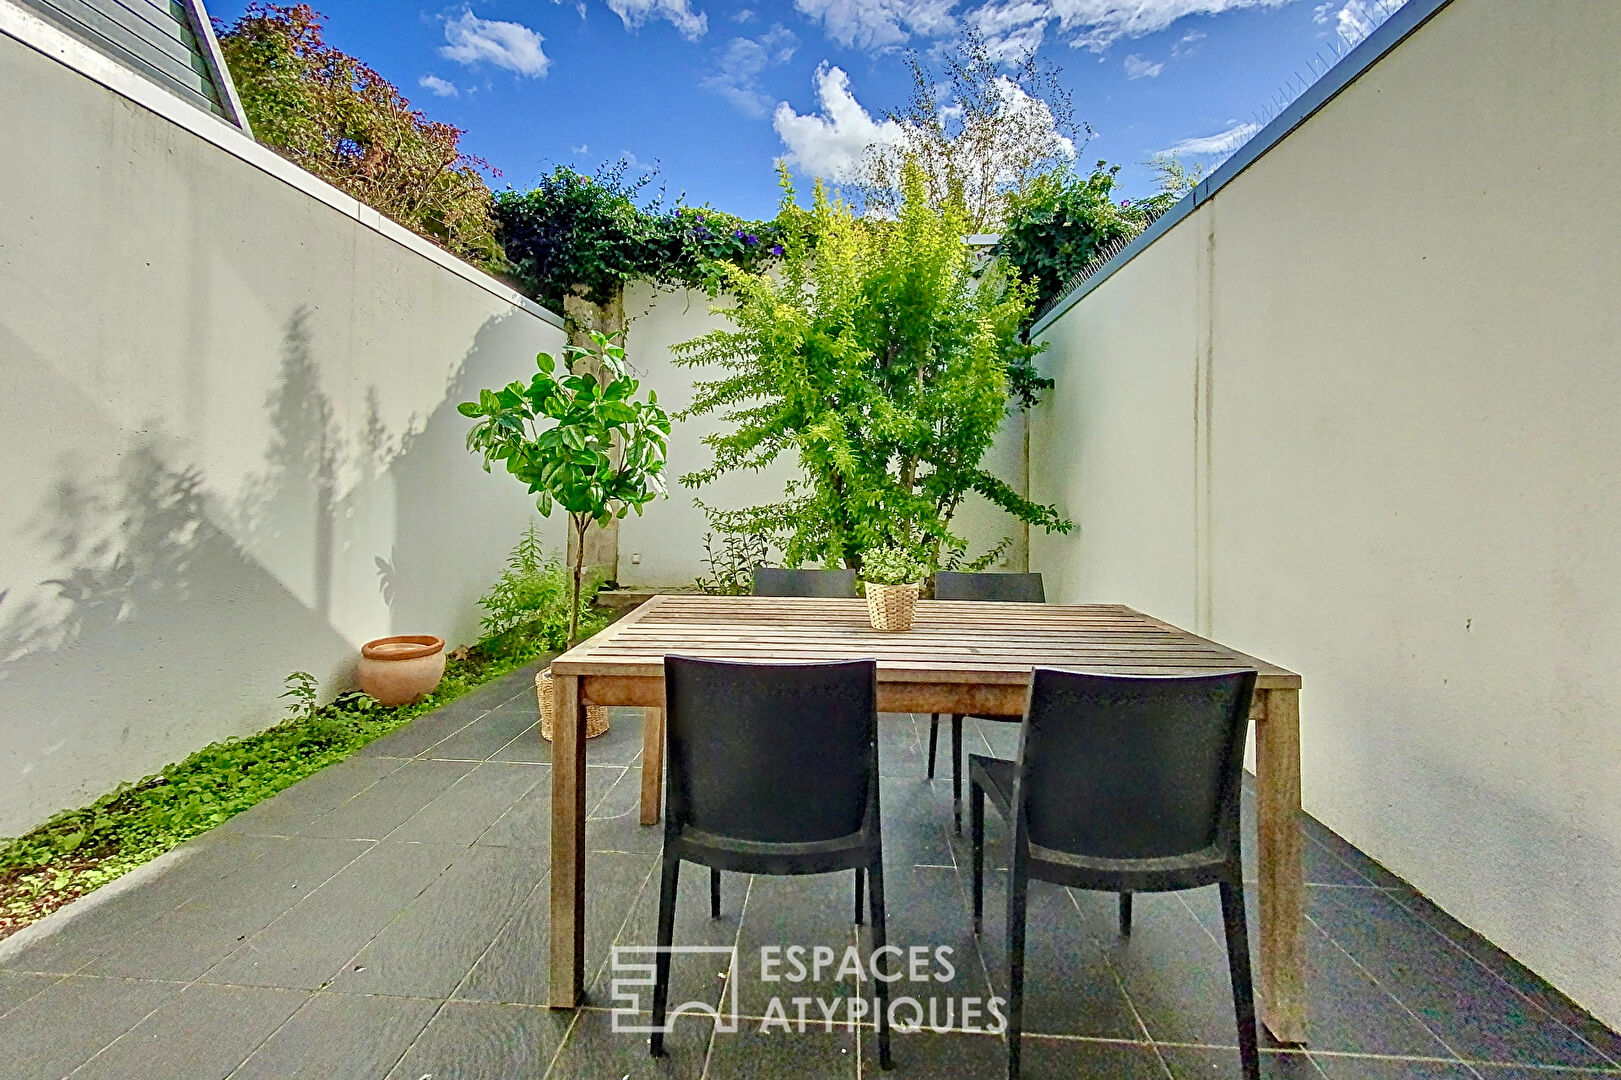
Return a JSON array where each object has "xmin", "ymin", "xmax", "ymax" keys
[{"xmin": 212, "ymin": 0, "xmax": 1408, "ymax": 219}]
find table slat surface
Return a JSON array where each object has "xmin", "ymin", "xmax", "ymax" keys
[{"xmin": 551, "ymin": 596, "xmax": 1299, "ymax": 689}]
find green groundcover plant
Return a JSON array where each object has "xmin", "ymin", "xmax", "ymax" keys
[
  {"xmin": 0, "ymin": 644, "xmax": 542, "ymax": 939},
  {"xmin": 0, "ymin": 523, "xmax": 594, "ymax": 941}
]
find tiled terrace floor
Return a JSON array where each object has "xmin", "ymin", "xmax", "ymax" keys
[{"xmin": 2, "ymin": 662, "xmax": 1617, "ymax": 1080}]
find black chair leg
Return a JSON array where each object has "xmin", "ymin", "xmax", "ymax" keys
[
  {"xmin": 1005, "ymin": 853, "xmax": 1028, "ymax": 1080},
  {"xmin": 927, "ymin": 714, "xmax": 940, "ymax": 778},
  {"xmin": 854, "ymin": 868, "xmax": 865, "ymax": 925},
  {"xmin": 868, "ymin": 856, "xmax": 893, "ymax": 1070},
  {"xmin": 710, "ymin": 868, "xmax": 721, "ymax": 919},
  {"xmin": 650, "ymin": 852, "xmax": 681, "ymax": 1057},
  {"xmin": 970, "ymin": 779, "xmax": 985, "ymax": 935},
  {"xmin": 951, "ymin": 714, "xmax": 964, "ymax": 834},
  {"xmin": 1219, "ymin": 881, "xmax": 1261, "ymax": 1080},
  {"xmin": 1119, "ymin": 892, "xmax": 1132, "ymax": 936}
]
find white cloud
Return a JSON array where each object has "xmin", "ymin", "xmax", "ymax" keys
[
  {"xmin": 418, "ymin": 73, "xmax": 459, "ymax": 97},
  {"xmin": 1160, "ymin": 120, "xmax": 1259, "ymax": 157},
  {"xmin": 608, "ymin": 0, "xmax": 709, "ymax": 40},
  {"xmin": 440, "ymin": 10, "xmax": 550, "ymax": 77},
  {"xmin": 733, "ymin": 6, "xmax": 756, "ymax": 19},
  {"xmin": 703, "ymin": 26, "xmax": 797, "ymax": 117},
  {"xmin": 964, "ymin": 0, "xmax": 1299, "ymax": 54},
  {"xmin": 969, "ymin": 0, "xmax": 1051, "ymax": 59},
  {"xmin": 572, "ymin": 143, "xmax": 590, "ymax": 155},
  {"xmin": 773, "ymin": 64, "xmax": 903, "ymax": 182},
  {"xmin": 1124, "ymin": 53, "xmax": 1163, "ymax": 78},
  {"xmin": 1317, "ymin": 0, "xmax": 1405, "ymax": 45},
  {"xmin": 792, "ymin": 0, "xmax": 956, "ymax": 51},
  {"xmin": 773, "ymin": 63, "xmax": 1074, "ymax": 195},
  {"xmin": 1181, "ymin": 27, "xmax": 1206, "ymax": 40}
]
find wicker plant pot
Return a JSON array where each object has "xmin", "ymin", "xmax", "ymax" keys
[
  {"xmin": 537, "ymin": 668, "xmax": 611, "ymax": 742},
  {"xmin": 864, "ymin": 581, "xmax": 921, "ymax": 632}
]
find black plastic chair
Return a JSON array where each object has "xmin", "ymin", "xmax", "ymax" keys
[
  {"xmin": 927, "ymin": 572, "xmax": 1045, "ymax": 833},
  {"xmin": 752, "ymin": 566, "xmax": 858, "ymax": 597},
  {"xmin": 969, "ymin": 668, "xmax": 1260, "ymax": 1080},
  {"xmin": 652, "ymin": 656, "xmax": 893, "ymax": 1068}
]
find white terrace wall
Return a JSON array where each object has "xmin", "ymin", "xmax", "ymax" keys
[
  {"xmin": 0, "ymin": 15, "xmax": 565, "ymax": 837},
  {"xmin": 1030, "ymin": 0, "xmax": 1621, "ymax": 1028},
  {"xmin": 615, "ymin": 279, "xmax": 1032, "ymax": 588}
]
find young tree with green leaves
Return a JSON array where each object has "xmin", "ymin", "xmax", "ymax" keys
[
  {"xmin": 459, "ymin": 332, "xmax": 671, "ymax": 644},
  {"xmin": 676, "ymin": 163, "xmax": 1070, "ymax": 573}
]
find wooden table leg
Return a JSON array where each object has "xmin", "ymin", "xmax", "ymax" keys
[
  {"xmin": 1255, "ymin": 686, "xmax": 1307, "ymax": 1043},
  {"xmin": 548, "ymin": 673, "xmax": 586, "ymax": 1008},
  {"xmin": 639, "ymin": 706, "xmax": 664, "ymax": 825}
]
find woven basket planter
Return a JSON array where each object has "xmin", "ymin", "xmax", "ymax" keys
[
  {"xmin": 537, "ymin": 669, "xmax": 611, "ymax": 742},
  {"xmin": 864, "ymin": 581, "xmax": 921, "ymax": 632}
]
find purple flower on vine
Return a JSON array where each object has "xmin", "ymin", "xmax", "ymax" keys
[
  {"xmin": 770, "ymin": 243, "xmax": 784, "ymax": 256},
  {"xmin": 1120, "ymin": 199, "xmax": 1133, "ymax": 208},
  {"xmin": 734, "ymin": 229, "xmax": 746, "ymax": 240},
  {"xmin": 743, "ymin": 234, "xmax": 759, "ymax": 245}
]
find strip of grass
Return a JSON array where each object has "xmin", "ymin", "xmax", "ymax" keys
[{"xmin": 0, "ymin": 624, "xmax": 590, "ymax": 940}]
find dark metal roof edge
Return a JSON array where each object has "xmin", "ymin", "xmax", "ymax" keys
[{"xmin": 1031, "ymin": 0, "xmax": 1455, "ymax": 338}]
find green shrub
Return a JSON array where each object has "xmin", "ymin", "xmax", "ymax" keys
[{"xmin": 0, "ymin": 643, "xmax": 543, "ymax": 939}]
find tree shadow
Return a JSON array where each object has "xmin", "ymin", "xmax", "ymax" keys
[
  {"xmin": 0, "ymin": 305, "xmax": 557, "ymax": 834},
  {"xmin": 379, "ymin": 309, "xmax": 562, "ymax": 641},
  {"xmin": 0, "ymin": 431, "xmax": 352, "ymax": 836}
]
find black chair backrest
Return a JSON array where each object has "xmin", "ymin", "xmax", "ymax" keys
[
  {"xmin": 1016, "ymin": 669, "xmax": 1256, "ymax": 861},
  {"xmin": 664, "ymin": 656, "xmax": 878, "ymax": 844},
  {"xmin": 933, "ymin": 571, "xmax": 1045, "ymax": 603},
  {"xmin": 752, "ymin": 566, "xmax": 858, "ymax": 598}
]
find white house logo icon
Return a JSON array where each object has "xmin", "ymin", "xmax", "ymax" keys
[{"xmin": 610, "ymin": 945, "xmax": 741, "ymax": 1034}]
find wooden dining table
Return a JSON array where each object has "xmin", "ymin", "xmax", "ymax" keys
[{"xmin": 545, "ymin": 594, "xmax": 1307, "ymax": 1044}]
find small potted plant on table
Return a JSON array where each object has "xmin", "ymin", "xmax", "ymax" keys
[
  {"xmin": 860, "ymin": 545, "xmax": 928, "ymax": 632},
  {"xmin": 459, "ymin": 330, "xmax": 671, "ymax": 740}
]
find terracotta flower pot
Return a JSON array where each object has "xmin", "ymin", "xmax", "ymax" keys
[
  {"xmin": 864, "ymin": 581, "xmax": 921, "ymax": 632},
  {"xmin": 358, "ymin": 635, "xmax": 446, "ymax": 706}
]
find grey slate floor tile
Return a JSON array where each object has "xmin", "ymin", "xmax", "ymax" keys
[
  {"xmin": 385, "ymin": 760, "xmax": 546, "ymax": 846},
  {"xmin": 383, "ymin": 1000, "xmax": 575, "ymax": 1080},
  {"xmin": 329, "ymin": 843, "xmax": 548, "ymax": 999},
  {"xmin": 226, "ymin": 991, "xmax": 438, "ymax": 1080},
  {"xmin": 68, "ymin": 982, "xmax": 307, "ymax": 1080},
  {"xmin": 453, "ymin": 850, "xmax": 654, "ymax": 1006},
  {"xmin": 298, "ymin": 759, "xmax": 477, "ymax": 840},
  {"xmin": 0, "ymin": 969, "xmax": 59, "ymax": 1016},
  {"xmin": 218, "ymin": 756, "xmax": 409, "ymax": 836},
  {"xmin": 1019, "ymin": 1036, "xmax": 1173, "ymax": 1080},
  {"xmin": 202, "ymin": 841, "xmax": 462, "ymax": 990},
  {"xmin": 475, "ymin": 763, "xmax": 624, "ymax": 852},
  {"xmin": 1310, "ymin": 1055, "xmax": 1477, "ymax": 1079},
  {"xmin": 1, "ymin": 833, "xmax": 281, "ymax": 975},
  {"xmin": 14, "ymin": 707, "xmax": 1619, "ymax": 1080},
  {"xmin": 704, "ymin": 1017, "xmax": 858, "ymax": 1079},
  {"xmin": 0, "ymin": 974, "xmax": 186, "ymax": 1080},
  {"xmin": 1308, "ymin": 886, "xmax": 1611, "ymax": 1069},
  {"xmin": 83, "ymin": 837, "xmax": 372, "ymax": 981},
  {"xmin": 420, "ymin": 698, "xmax": 546, "ymax": 761},
  {"xmin": 546, "ymin": 1009, "xmax": 714, "ymax": 1080},
  {"xmin": 1159, "ymin": 1044, "xmax": 1327, "ymax": 1079}
]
